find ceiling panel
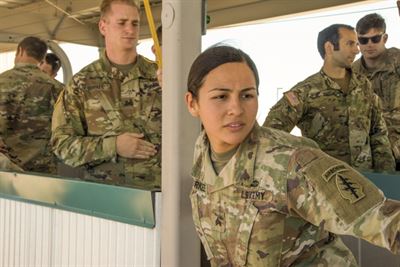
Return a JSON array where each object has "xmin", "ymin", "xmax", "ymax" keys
[{"xmin": 0, "ymin": 0, "xmax": 372, "ymax": 52}]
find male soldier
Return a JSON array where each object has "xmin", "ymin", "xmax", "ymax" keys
[
  {"xmin": 51, "ymin": 0, "xmax": 161, "ymax": 189},
  {"xmin": 264, "ymin": 24, "xmax": 395, "ymax": 171},
  {"xmin": 352, "ymin": 13, "xmax": 400, "ymax": 170},
  {"xmin": 0, "ymin": 36, "xmax": 63, "ymax": 174},
  {"xmin": 39, "ymin": 53, "xmax": 61, "ymax": 79}
]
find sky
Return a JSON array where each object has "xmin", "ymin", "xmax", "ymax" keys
[{"xmin": 1, "ymin": 0, "xmax": 398, "ymax": 132}]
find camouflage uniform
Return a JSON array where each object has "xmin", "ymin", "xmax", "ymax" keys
[
  {"xmin": 190, "ymin": 124, "xmax": 399, "ymax": 267},
  {"xmin": 51, "ymin": 51, "xmax": 161, "ymax": 189},
  {"xmin": 263, "ymin": 69, "xmax": 394, "ymax": 171},
  {"xmin": 0, "ymin": 63, "xmax": 63, "ymax": 174},
  {"xmin": 353, "ymin": 48, "xmax": 400, "ymax": 162},
  {"xmin": 0, "ymin": 137, "xmax": 23, "ymax": 172}
]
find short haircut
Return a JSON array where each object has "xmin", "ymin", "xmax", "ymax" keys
[
  {"xmin": 100, "ymin": 0, "xmax": 139, "ymax": 18},
  {"xmin": 17, "ymin": 36, "xmax": 47, "ymax": 62},
  {"xmin": 317, "ymin": 24, "xmax": 354, "ymax": 59},
  {"xmin": 44, "ymin": 53, "xmax": 61, "ymax": 74},
  {"xmin": 356, "ymin": 13, "xmax": 386, "ymax": 35},
  {"xmin": 187, "ymin": 45, "xmax": 259, "ymax": 98}
]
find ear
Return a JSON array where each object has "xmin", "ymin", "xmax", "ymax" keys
[
  {"xmin": 185, "ymin": 92, "xmax": 199, "ymax": 117},
  {"xmin": 99, "ymin": 19, "xmax": 107, "ymax": 36},
  {"xmin": 15, "ymin": 46, "xmax": 23, "ymax": 57},
  {"xmin": 324, "ymin": 41, "xmax": 334, "ymax": 57},
  {"xmin": 383, "ymin": 33, "xmax": 388, "ymax": 44},
  {"xmin": 151, "ymin": 45, "xmax": 156, "ymax": 56}
]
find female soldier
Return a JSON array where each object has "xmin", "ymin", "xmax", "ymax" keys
[{"xmin": 185, "ymin": 45, "xmax": 399, "ymax": 267}]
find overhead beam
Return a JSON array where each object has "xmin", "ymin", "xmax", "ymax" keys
[{"xmin": 207, "ymin": 0, "xmax": 370, "ymax": 28}]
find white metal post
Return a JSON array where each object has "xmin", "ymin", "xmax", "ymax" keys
[{"xmin": 161, "ymin": 0, "xmax": 202, "ymax": 266}]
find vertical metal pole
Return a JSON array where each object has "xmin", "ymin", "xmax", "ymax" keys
[
  {"xmin": 161, "ymin": 1, "xmax": 202, "ymax": 267},
  {"xmin": 47, "ymin": 40, "xmax": 72, "ymax": 84}
]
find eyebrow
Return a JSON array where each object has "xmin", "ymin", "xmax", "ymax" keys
[
  {"xmin": 116, "ymin": 18, "xmax": 140, "ymax": 22},
  {"xmin": 207, "ymin": 87, "xmax": 257, "ymax": 93}
]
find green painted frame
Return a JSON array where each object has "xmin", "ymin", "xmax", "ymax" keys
[
  {"xmin": 363, "ymin": 171, "xmax": 400, "ymax": 200},
  {"xmin": 0, "ymin": 171, "xmax": 158, "ymax": 228}
]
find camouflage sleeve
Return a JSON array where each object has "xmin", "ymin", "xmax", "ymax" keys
[
  {"xmin": 287, "ymin": 147, "xmax": 399, "ymax": 254},
  {"xmin": 370, "ymin": 94, "xmax": 396, "ymax": 171},
  {"xmin": 0, "ymin": 137, "xmax": 23, "ymax": 171},
  {"xmin": 51, "ymin": 83, "xmax": 116, "ymax": 168},
  {"xmin": 263, "ymin": 88, "xmax": 305, "ymax": 132}
]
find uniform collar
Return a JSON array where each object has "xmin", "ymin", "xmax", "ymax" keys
[
  {"xmin": 14, "ymin": 62, "xmax": 40, "ymax": 70},
  {"xmin": 192, "ymin": 123, "xmax": 260, "ymax": 192},
  {"xmin": 100, "ymin": 49, "xmax": 156, "ymax": 81},
  {"xmin": 319, "ymin": 68, "xmax": 359, "ymax": 92}
]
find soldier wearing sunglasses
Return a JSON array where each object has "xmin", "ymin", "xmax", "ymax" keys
[
  {"xmin": 264, "ymin": 24, "xmax": 395, "ymax": 172},
  {"xmin": 353, "ymin": 13, "xmax": 400, "ymax": 170}
]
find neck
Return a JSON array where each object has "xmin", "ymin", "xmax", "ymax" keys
[
  {"xmin": 15, "ymin": 56, "xmax": 39, "ymax": 65},
  {"xmin": 322, "ymin": 62, "xmax": 347, "ymax": 79},
  {"xmin": 105, "ymin": 47, "xmax": 137, "ymax": 65}
]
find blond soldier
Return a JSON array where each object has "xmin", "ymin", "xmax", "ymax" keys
[
  {"xmin": 185, "ymin": 45, "xmax": 399, "ymax": 267},
  {"xmin": 0, "ymin": 36, "xmax": 62, "ymax": 174},
  {"xmin": 51, "ymin": 0, "xmax": 161, "ymax": 189},
  {"xmin": 353, "ymin": 13, "xmax": 400, "ymax": 170},
  {"xmin": 264, "ymin": 24, "xmax": 394, "ymax": 172}
]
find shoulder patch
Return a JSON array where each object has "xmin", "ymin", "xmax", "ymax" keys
[
  {"xmin": 291, "ymin": 148, "xmax": 384, "ymax": 224},
  {"xmin": 284, "ymin": 91, "xmax": 300, "ymax": 107}
]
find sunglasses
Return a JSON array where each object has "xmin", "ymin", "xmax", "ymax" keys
[{"xmin": 358, "ymin": 33, "xmax": 384, "ymax": 45}]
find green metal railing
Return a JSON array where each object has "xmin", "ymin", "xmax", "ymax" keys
[
  {"xmin": 0, "ymin": 170, "xmax": 158, "ymax": 228},
  {"xmin": 363, "ymin": 171, "xmax": 400, "ymax": 200}
]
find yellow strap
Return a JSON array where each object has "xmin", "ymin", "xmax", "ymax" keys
[{"xmin": 143, "ymin": 0, "xmax": 162, "ymax": 68}]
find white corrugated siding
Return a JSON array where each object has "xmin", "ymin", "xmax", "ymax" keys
[{"xmin": 0, "ymin": 193, "xmax": 161, "ymax": 267}]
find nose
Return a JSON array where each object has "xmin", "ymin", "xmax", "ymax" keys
[
  {"xmin": 124, "ymin": 23, "xmax": 136, "ymax": 34},
  {"xmin": 354, "ymin": 45, "xmax": 360, "ymax": 54},
  {"xmin": 227, "ymin": 96, "xmax": 244, "ymax": 116}
]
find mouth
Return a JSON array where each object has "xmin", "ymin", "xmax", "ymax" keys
[
  {"xmin": 365, "ymin": 49, "xmax": 376, "ymax": 54},
  {"xmin": 224, "ymin": 122, "xmax": 245, "ymax": 130}
]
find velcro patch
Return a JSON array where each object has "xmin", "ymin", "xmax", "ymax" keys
[
  {"xmin": 322, "ymin": 164, "xmax": 347, "ymax": 182},
  {"xmin": 294, "ymin": 148, "xmax": 384, "ymax": 224},
  {"xmin": 285, "ymin": 91, "xmax": 300, "ymax": 107},
  {"xmin": 335, "ymin": 173, "xmax": 365, "ymax": 204},
  {"xmin": 194, "ymin": 180, "xmax": 207, "ymax": 192}
]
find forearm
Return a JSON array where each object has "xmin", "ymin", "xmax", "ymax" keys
[
  {"xmin": 371, "ymin": 132, "xmax": 395, "ymax": 171},
  {"xmin": 51, "ymin": 95, "xmax": 117, "ymax": 167},
  {"xmin": 263, "ymin": 99, "xmax": 298, "ymax": 132},
  {"xmin": 51, "ymin": 127, "xmax": 116, "ymax": 167},
  {"xmin": 343, "ymin": 199, "xmax": 400, "ymax": 254}
]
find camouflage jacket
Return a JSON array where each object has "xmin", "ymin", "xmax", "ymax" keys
[
  {"xmin": 0, "ymin": 63, "xmax": 63, "ymax": 174},
  {"xmin": 190, "ymin": 124, "xmax": 399, "ymax": 267},
  {"xmin": 0, "ymin": 137, "xmax": 23, "ymax": 172},
  {"xmin": 353, "ymin": 48, "xmax": 400, "ymax": 161},
  {"xmin": 51, "ymin": 52, "xmax": 161, "ymax": 189},
  {"xmin": 263, "ymin": 69, "xmax": 394, "ymax": 172}
]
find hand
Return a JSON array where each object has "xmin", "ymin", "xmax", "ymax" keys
[{"xmin": 116, "ymin": 132, "xmax": 157, "ymax": 159}]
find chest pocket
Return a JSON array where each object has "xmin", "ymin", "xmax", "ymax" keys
[
  {"xmin": 189, "ymin": 191, "xmax": 215, "ymax": 260},
  {"xmin": 190, "ymin": 189, "xmax": 260, "ymax": 266}
]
